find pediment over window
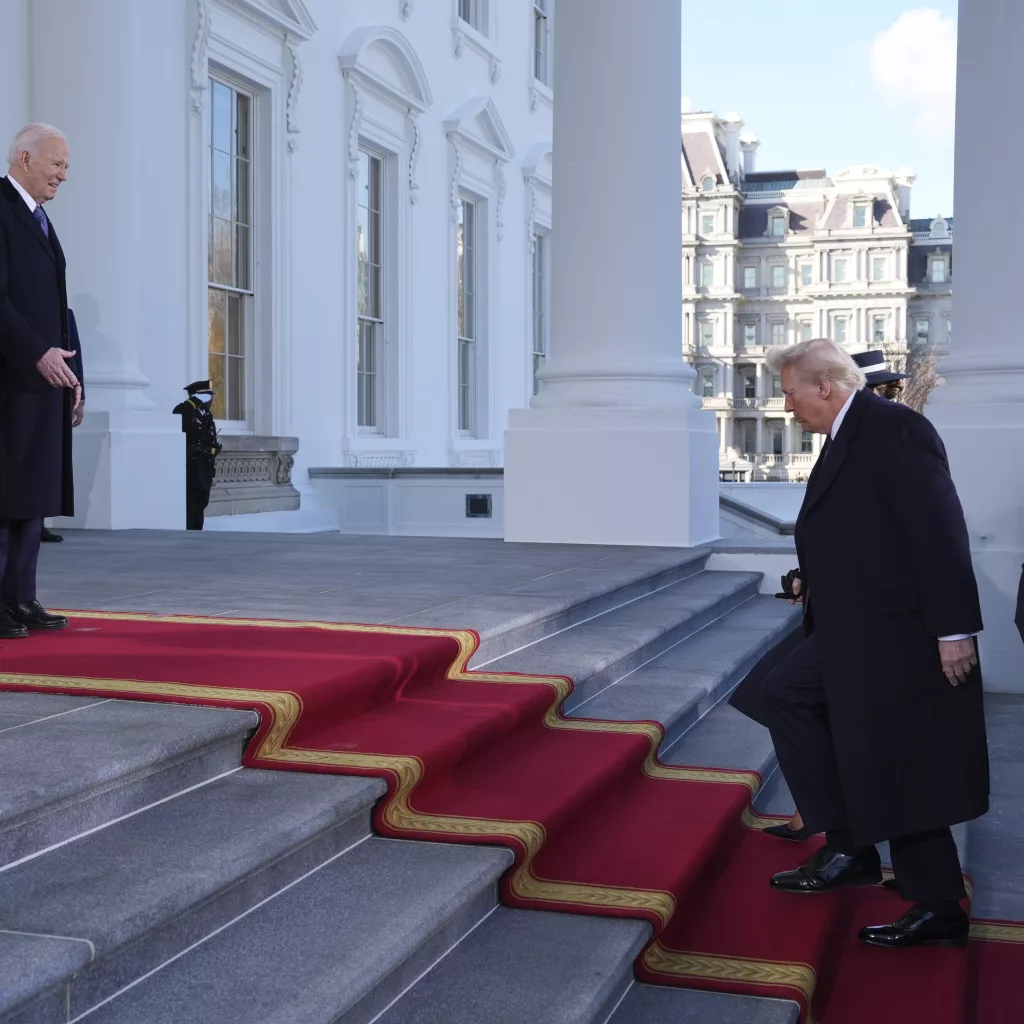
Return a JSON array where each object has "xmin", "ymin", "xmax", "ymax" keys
[
  {"xmin": 522, "ymin": 141, "xmax": 552, "ymax": 188},
  {"xmin": 338, "ymin": 26, "xmax": 433, "ymax": 112},
  {"xmin": 444, "ymin": 96, "xmax": 514, "ymax": 162},
  {"xmin": 218, "ymin": 0, "xmax": 317, "ymax": 40}
]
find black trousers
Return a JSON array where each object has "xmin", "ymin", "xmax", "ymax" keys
[
  {"xmin": 0, "ymin": 517, "xmax": 43, "ymax": 604},
  {"xmin": 185, "ymin": 455, "xmax": 214, "ymax": 531},
  {"xmin": 762, "ymin": 633, "xmax": 966, "ymax": 903}
]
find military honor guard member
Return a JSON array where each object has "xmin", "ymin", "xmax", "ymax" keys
[{"xmin": 172, "ymin": 381, "xmax": 223, "ymax": 531}]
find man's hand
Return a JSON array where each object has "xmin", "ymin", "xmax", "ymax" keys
[
  {"xmin": 938, "ymin": 638, "xmax": 978, "ymax": 686},
  {"xmin": 36, "ymin": 347, "xmax": 78, "ymax": 388},
  {"xmin": 788, "ymin": 575, "xmax": 803, "ymax": 606},
  {"xmin": 72, "ymin": 388, "xmax": 84, "ymax": 427}
]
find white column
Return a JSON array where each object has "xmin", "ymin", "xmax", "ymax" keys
[
  {"xmin": 32, "ymin": 0, "xmax": 185, "ymax": 529},
  {"xmin": 504, "ymin": 0, "xmax": 718, "ymax": 547},
  {"xmin": 926, "ymin": 0, "xmax": 1024, "ymax": 691}
]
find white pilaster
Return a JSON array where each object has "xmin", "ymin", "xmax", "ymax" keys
[
  {"xmin": 33, "ymin": 0, "xmax": 185, "ymax": 529},
  {"xmin": 926, "ymin": 0, "xmax": 1024, "ymax": 691},
  {"xmin": 504, "ymin": 0, "xmax": 718, "ymax": 547}
]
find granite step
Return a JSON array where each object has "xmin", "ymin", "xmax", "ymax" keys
[
  {"xmin": 0, "ymin": 769, "xmax": 385, "ymax": 1023},
  {"xmin": 488, "ymin": 569, "xmax": 766, "ymax": 711},
  {"xmin": 372, "ymin": 610, "xmax": 798, "ymax": 1024},
  {"xmin": 0, "ymin": 695, "xmax": 258, "ymax": 867},
  {"xmin": 79, "ymin": 839, "xmax": 512, "ymax": 1024},
  {"xmin": 418, "ymin": 548, "xmax": 714, "ymax": 666}
]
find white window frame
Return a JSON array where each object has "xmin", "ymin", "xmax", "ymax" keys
[
  {"xmin": 743, "ymin": 265, "xmax": 757, "ymax": 289},
  {"xmin": 739, "ymin": 369, "xmax": 757, "ymax": 400},
  {"xmin": 531, "ymin": 229, "xmax": 550, "ymax": 396},
  {"xmin": 205, "ymin": 73, "xmax": 256, "ymax": 429},
  {"xmin": 853, "ymin": 202, "xmax": 870, "ymax": 229},
  {"xmin": 532, "ymin": 0, "xmax": 551, "ymax": 85},
  {"xmin": 872, "ymin": 255, "xmax": 888, "ymax": 282},
  {"xmin": 742, "ymin": 322, "xmax": 758, "ymax": 347},
  {"xmin": 872, "ymin": 314, "xmax": 886, "ymax": 344},
  {"xmin": 457, "ymin": 194, "xmax": 480, "ymax": 435},
  {"xmin": 699, "ymin": 320, "xmax": 715, "ymax": 347},
  {"xmin": 799, "ymin": 319, "xmax": 813, "ymax": 341},
  {"xmin": 701, "ymin": 212, "xmax": 716, "ymax": 235},
  {"xmin": 771, "ymin": 265, "xmax": 787, "ymax": 290},
  {"xmin": 767, "ymin": 420, "xmax": 785, "ymax": 456},
  {"xmin": 833, "ymin": 316, "xmax": 849, "ymax": 343},
  {"xmin": 834, "ymin": 256, "xmax": 849, "ymax": 283},
  {"xmin": 458, "ymin": 0, "xmax": 488, "ymax": 35},
  {"xmin": 799, "ymin": 263, "xmax": 813, "ymax": 288},
  {"xmin": 916, "ymin": 317, "xmax": 931, "ymax": 344},
  {"xmin": 930, "ymin": 256, "xmax": 948, "ymax": 283},
  {"xmin": 800, "ymin": 428, "xmax": 815, "ymax": 453},
  {"xmin": 700, "ymin": 261, "xmax": 715, "ymax": 288},
  {"xmin": 356, "ymin": 148, "xmax": 387, "ymax": 434},
  {"xmin": 770, "ymin": 321, "xmax": 787, "ymax": 346},
  {"xmin": 699, "ymin": 367, "xmax": 715, "ymax": 398},
  {"xmin": 771, "ymin": 214, "xmax": 787, "ymax": 237},
  {"xmin": 701, "ymin": 175, "xmax": 715, "ymax": 192}
]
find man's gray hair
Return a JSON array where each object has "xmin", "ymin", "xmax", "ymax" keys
[
  {"xmin": 7, "ymin": 123, "xmax": 67, "ymax": 167},
  {"xmin": 766, "ymin": 338, "xmax": 867, "ymax": 393}
]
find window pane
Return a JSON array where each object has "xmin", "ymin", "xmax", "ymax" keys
[
  {"xmin": 212, "ymin": 81, "xmax": 231, "ymax": 154},
  {"xmin": 800, "ymin": 264, "xmax": 812, "ymax": 286},
  {"xmin": 834, "ymin": 259, "xmax": 847, "ymax": 282},
  {"xmin": 227, "ymin": 294, "xmax": 243, "ymax": 355},
  {"xmin": 702, "ymin": 214, "xmax": 715, "ymax": 234},
  {"xmin": 228, "ymin": 355, "xmax": 245, "ymax": 420},
  {"xmin": 873, "ymin": 317, "xmax": 885, "ymax": 343},
  {"xmin": 931, "ymin": 259, "xmax": 946, "ymax": 282},
  {"xmin": 917, "ymin": 319, "xmax": 930, "ymax": 341},
  {"xmin": 800, "ymin": 321, "xmax": 812, "ymax": 341},
  {"xmin": 772, "ymin": 216, "xmax": 786, "ymax": 236},
  {"xmin": 208, "ymin": 353, "xmax": 227, "ymax": 420},
  {"xmin": 772, "ymin": 266, "xmax": 786, "ymax": 288},
  {"xmin": 235, "ymin": 224, "xmax": 251, "ymax": 291},
  {"xmin": 772, "ymin": 323, "xmax": 785, "ymax": 345},
  {"xmin": 743, "ymin": 324, "xmax": 756, "ymax": 344},
  {"xmin": 853, "ymin": 205, "xmax": 867, "ymax": 228},
  {"xmin": 208, "ymin": 289, "xmax": 227, "ymax": 355},
  {"xmin": 873, "ymin": 257, "xmax": 886, "ymax": 281},
  {"xmin": 212, "ymin": 218, "xmax": 232, "ymax": 285},
  {"xmin": 234, "ymin": 93, "xmax": 251, "ymax": 160},
  {"xmin": 212, "ymin": 150, "xmax": 232, "ymax": 219},
  {"xmin": 834, "ymin": 319, "xmax": 847, "ymax": 342},
  {"xmin": 702, "ymin": 176, "xmax": 714, "ymax": 191},
  {"xmin": 235, "ymin": 158, "xmax": 250, "ymax": 227},
  {"xmin": 772, "ymin": 374, "xmax": 783, "ymax": 397},
  {"xmin": 744, "ymin": 267, "xmax": 756, "ymax": 288}
]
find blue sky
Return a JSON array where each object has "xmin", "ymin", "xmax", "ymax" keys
[{"xmin": 681, "ymin": 1, "xmax": 958, "ymax": 217}]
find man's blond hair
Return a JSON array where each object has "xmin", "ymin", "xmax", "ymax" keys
[{"xmin": 766, "ymin": 338, "xmax": 867, "ymax": 393}]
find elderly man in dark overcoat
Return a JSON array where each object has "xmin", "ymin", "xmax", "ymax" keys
[
  {"xmin": 760, "ymin": 338, "xmax": 988, "ymax": 950},
  {"xmin": 0, "ymin": 123, "xmax": 80, "ymax": 638}
]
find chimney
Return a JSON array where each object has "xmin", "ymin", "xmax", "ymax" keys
[
  {"xmin": 740, "ymin": 132, "xmax": 759, "ymax": 177},
  {"xmin": 720, "ymin": 112, "xmax": 743, "ymax": 184},
  {"xmin": 894, "ymin": 166, "xmax": 917, "ymax": 221}
]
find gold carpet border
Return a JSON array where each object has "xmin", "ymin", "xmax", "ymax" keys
[
  {"xmin": 643, "ymin": 942, "xmax": 817, "ymax": 1024},
  {"xmin": 971, "ymin": 920, "xmax": 1024, "ymax": 944}
]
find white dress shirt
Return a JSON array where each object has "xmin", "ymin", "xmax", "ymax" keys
[
  {"xmin": 6, "ymin": 173, "xmax": 39, "ymax": 213},
  {"xmin": 830, "ymin": 387, "xmax": 974, "ymax": 643}
]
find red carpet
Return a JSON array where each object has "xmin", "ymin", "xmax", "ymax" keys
[{"xmin": 1, "ymin": 612, "xmax": 1021, "ymax": 1023}]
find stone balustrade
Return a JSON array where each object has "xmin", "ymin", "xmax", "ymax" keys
[{"xmin": 208, "ymin": 435, "xmax": 300, "ymax": 517}]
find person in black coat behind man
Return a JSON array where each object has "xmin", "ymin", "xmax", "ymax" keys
[
  {"xmin": 0, "ymin": 124, "xmax": 80, "ymax": 638},
  {"xmin": 758, "ymin": 339, "xmax": 987, "ymax": 951},
  {"xmin": 173, "ymin": 381, "xmax": 222, "ymax": 531},
  {"xmin": 41, "ymin": 306, "xmax": 84, "ymax": 544}
]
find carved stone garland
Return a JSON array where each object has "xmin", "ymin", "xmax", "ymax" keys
[{"xmin": 189, "ymin": 0, "xmax": 211, "ymax": 115}]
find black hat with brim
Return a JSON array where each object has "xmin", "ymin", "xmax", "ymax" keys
[
  {"xmin": 185, "ymin": 380, "xmax": 215, "ymax": 396},
  {"xmin": 852, "ymin": 350, "xmax": 907, "ymax": 387}
]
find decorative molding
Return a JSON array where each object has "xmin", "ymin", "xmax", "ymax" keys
[
  {"xmin": 529, "ymin": 82, "xmax": 553, "ymax": 115},
  {"xmin": 338, "ymin": 26, "xmax": 433, "ymax": 113},
  {"xmin": 285, "ymin": 34, "xmax": 304, "ymax": 152},
  {"xmin": 489, "ymin": 57, "xmax": 502, "ymax": 85},
  {"xmin": 344, "ymin": 451, "xmax": 415, "ymax": 468},
  {"xmin": 449, "ymin": 135, "xmax": 463, "ymax": 223},
  {"xmin": 275, "ymin": 452, "xmax": 295, "ymax": 485},
  {"xmin": 443, "ymin": 95, "xmax": 515, "ymax": 163},
  {"xmin": 449, "ymin": 450, "xmax": 502, "ymax": 469},
  {"xmin": 189, "ymin": 0, "xmax": 211, "ymax": 115},
  {"xmin": 525, "ymin": 181, "xmax": 538, "ymax": 252},
  {"xmin": 400, "ymin": 0, "xmax": 413, "ymax": 19},
  {"xmin": 407, "ymin": 112, "xmax": 421, "ymax": 204},
  {"xmin": 453, "ymin": 26, "xmax": 465, "ymax": 58},
  {"xmin": 496, "ymin": 164, "xmax": 506, "ymax": 241},
  {"xmin": 345, "ymin": 74, "xmax": 364, "ymax": 179},
  {"xmin": 529, "ymin": 87, "xmax": 539, "ymax": 114},
  {"xmin": 213, "ymin": 0, "xmax": 316, "ymax": 41}
]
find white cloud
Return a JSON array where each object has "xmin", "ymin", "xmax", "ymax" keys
[{"xmin": 869, "ymin": 8, "xmax": 957, "ymax": 138}]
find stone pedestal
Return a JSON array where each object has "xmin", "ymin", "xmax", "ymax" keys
[
  {"xmin": 504, "ymin": 0, "xmax": 718, "ymax": 547},
  {"xmin": 209, "ymin": 436, "xmax": 300, "ymax": 517},
  {"xmin": 925, "ymin": 0, "xmax": 1024, "ymax": 691}
]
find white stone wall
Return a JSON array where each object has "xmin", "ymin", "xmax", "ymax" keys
[{"xmin": 1, "ymin": 0, "xmax": 553, "ymax": 527}]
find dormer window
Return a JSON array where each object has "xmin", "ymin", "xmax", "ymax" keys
[
  {"xmin": 853, "ymin": 202, "xmax": 870, "ymax": 229},
  {"xmin": 771, "ymin": 214, "xmax": 786, "ymax": 237},
  {"xmin": 930, "ymin": 216, "xmax": 949, "ymax": 239},
  {"xmin": 701, "ymin": 175, "xmax": 715, "ymax": 192},
  {"xmin": 767, "ymin": 206, "xmax": 788, "ymax": 238},
  {"xmin": 930, "ymin": 256, "xmax": 948, "ymax": 283}
]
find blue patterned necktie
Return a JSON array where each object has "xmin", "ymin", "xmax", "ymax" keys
[{"xmin": 32, "ymin": 203, "xmax": 48, "ymax": 237}]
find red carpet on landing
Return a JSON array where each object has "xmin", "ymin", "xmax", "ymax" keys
[{"xmin": 0, "ymin": 611, "xmax": 1020, "ymax": 1023}]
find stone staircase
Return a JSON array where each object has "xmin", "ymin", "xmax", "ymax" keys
[{"xmin": 0, "ymin": 552, "xmax": 807, "ymax": 1024}]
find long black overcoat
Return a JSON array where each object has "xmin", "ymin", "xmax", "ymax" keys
[
  {"xmin": 797, "ymin": 388, "xmax": 988, "ymax": 845},
  {"xmin": 0, "ymin": 175, "xmax": 74, "ymax": 518}
]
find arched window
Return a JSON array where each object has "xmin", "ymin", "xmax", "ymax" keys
[{"xmin": 702, "ymin": 175, "xmax": 715, "ymax": 192}]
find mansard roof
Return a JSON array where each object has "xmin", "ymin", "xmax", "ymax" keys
[{"xmin": 682, "ymin": 130, "xmax": 728, "ymax": 187}]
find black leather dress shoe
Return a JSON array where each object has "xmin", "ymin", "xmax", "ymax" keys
[
  {"xmin": 763, "ymin": 822, "xmax": 815, "ymax": 842},
  {"xmin": 0, "ymin": 610, "xmax": 29, "ymax": 639},
  {"xmin": 4, "ymin": 602, "xmax": 68, "ymax": 631},
  {"xmin": 859, "ymin": 903, "xmax": 970, "ymax": 949},
  {"xmin": 40, "ymin": 527, "xmax": 64, "ymax": 543},
  {"xmin": 770, "ymin": 844, "xmax": 882, "ymax": 893}
]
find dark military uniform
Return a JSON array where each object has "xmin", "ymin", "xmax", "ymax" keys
[{"xmin": 172, "ymin": 381, "xmax": 222, "ymax": 531}]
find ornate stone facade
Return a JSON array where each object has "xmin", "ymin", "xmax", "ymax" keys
[{"xmin": 208, "ymin": 436, "xmax": 300, "ymax": 516}]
